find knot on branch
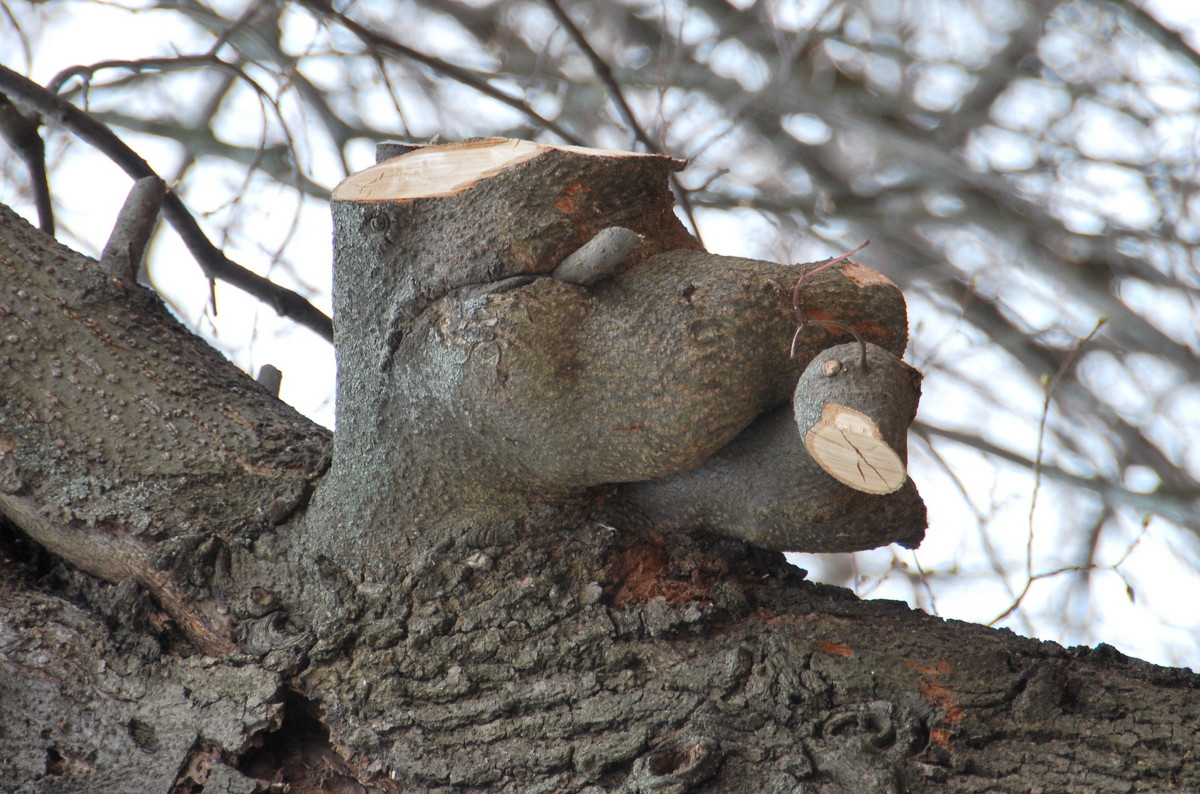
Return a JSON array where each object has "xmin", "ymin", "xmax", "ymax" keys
[{"xmin": 626, "ymin": 735, "xmax": 723, "ymax": 793}]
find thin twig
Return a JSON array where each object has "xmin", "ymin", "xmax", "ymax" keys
[
  {"xmin": 1027, "ymin": 318, "xmax": 1109, "ymax": 570},
  {"xmin": 909, "ymin": 550, "xmax": 937, "ymax": 616},
  {"xmin": 791, "ymin": 239, "xmax": 870, "ymax": 310},
  {"xmin": 909, "ymin": 430, "xmax": 1034, "ymax": 634},
  {"xmin": 987, "ymin": 510, "xmax": 1148, "ymax": 629},
  {"xmin": 542, "ymin": 0, "xmax": 651, "ymax": 149},
  {"xmin": 990, "ymin": 316, "xmax": 1109, "ymax": 625},
  {"xmin": 208, "ymin": 0, "xmax": 269, "ymax": 55},
  {"xmin": 299, "ymin": 0, "xmax": 583, "ymax": 147},
  {"xmin": 48, "ymin": 54, "xmax": 234, "ymax": 95}
]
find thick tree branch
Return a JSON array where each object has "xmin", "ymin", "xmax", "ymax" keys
[{"xmin": 0, "ymin": 200, "xmax": 331, "ymax": 655}]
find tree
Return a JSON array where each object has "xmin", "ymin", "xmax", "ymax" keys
[{"xmin": 2, "ymin": 1, "xmax": 1199, "ymax": 791}]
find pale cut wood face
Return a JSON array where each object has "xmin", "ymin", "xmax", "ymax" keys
[
  {"xmin": 332, "ymin": 138, "xmax": 679, "ymax": 202},
  {"xmin": 805, "ymin": 403, "xmax": 907, "ymax": 495}
]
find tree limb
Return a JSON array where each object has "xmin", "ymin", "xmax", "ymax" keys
[{"xmin": 0, "ymin": 64, "xmax": 334, "ymax": 342}]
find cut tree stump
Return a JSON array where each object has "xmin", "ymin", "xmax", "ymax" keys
[{"xmin": 318, "ymin": 137, "xmax": 925, "ymax": 556}]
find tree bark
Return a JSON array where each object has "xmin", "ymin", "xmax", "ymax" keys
[
  {"xmin": 1, "ymin": 141, "xmax": 1198, "ymax": 793},
  {"xmin": 317, "ymin": 138, "xmax": 920, "ymax": 558}
]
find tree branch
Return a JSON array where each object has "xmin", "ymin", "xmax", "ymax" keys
[
  {"xmin": 0, "ymin": 91, "xmax": 52, "ymax": 234},
  {"xmin": 0, "ymin": 64, "xmax": 333, "ymax": 342},
  {"xmin": 913, "ymin": 421, "xmax": 1198, "ymax": 530}
]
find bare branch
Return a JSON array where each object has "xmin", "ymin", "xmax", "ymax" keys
[
  {"xmin": 913, "ymin": 422, "xmax": 1198, "ymax": 531},
  {"xmin": 543, "ymin": 0, "xmax": 705, "ymax": 242},
  {"xmin": 297, "ymin": 0, "xmax": 585, "ymax": 146},
  {"xmin": 0, "ymin": 64, "xmax": 333, "ymax": 342}
]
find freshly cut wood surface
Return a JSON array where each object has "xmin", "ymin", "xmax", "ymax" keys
[
  {"xmin": 332, "ymin": 137, "xmax": 677, "ymax": 201},
  {"xmin": 804, "ymin": 403, "xmax": 907, "ymax": 494}
]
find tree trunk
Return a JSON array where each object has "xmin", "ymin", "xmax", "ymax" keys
[{"xmin": 1, "ymin": 140, "xmax": 1197, "ymax": 793}]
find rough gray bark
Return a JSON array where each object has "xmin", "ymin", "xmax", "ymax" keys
[
  {"xmin": 315, "ymin": 139, "xmax": 919, "ymax": 558},
  {"xmin": 1, "ymin": 142, "xmax": 1198, "ymax": 794}
]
